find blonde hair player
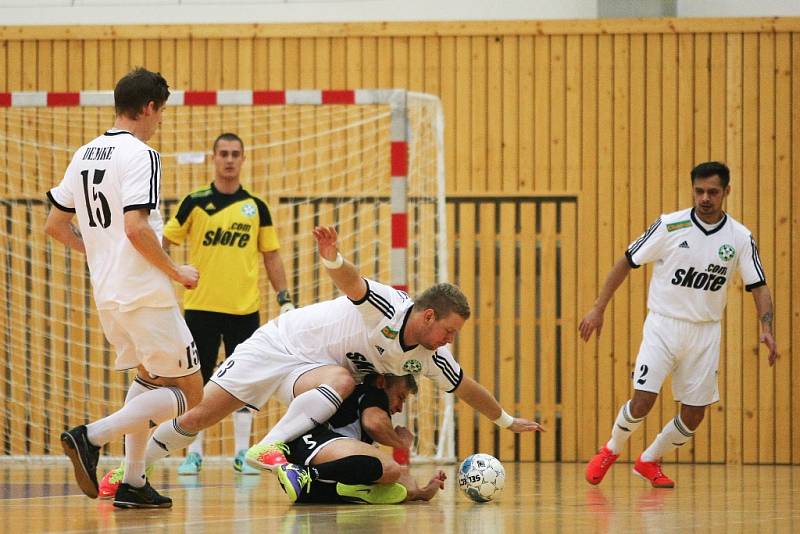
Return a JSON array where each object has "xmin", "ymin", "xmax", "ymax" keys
[{"xmin": 581, "ymin": 161, "xmax": 778, "ymax": 488}]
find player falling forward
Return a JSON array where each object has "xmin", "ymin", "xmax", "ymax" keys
[
  {"xmin": 580, "ymin": 161, "xmax": 778, "ymax": 488},
  {"xmin": 276, "ymin": 373, "xmax": 447, "ymax": 504},
  {"xmin": 245, "ymin": 225, "xmax": 544, "ymax": 470},
  {"xmin": 45, "ymin": 68, "xmax": 203, "ymax": 508},
  {"xmin": 98, "ymin": 225, "xmax": 542, "ymax": 494}
]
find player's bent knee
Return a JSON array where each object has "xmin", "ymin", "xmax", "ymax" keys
[
  {"xmin": 377, "ymin": 459, "xmax": 402, "ymax": 484},
  {"xmin": 179, "ymin": 371, "xmax": 204, "ymax": 409},
  {"xmin": 327, "ymin": 370, "xmax": 356, "ymax": 398},
  {"xmin": 630, "ymin": 391, "xmax": 658, "ymax": 419},
  {"xmin": 680, "ymin": 406, "xmax": 706, "ymax": 430}
]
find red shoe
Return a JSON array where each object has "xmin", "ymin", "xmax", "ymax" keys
[
  {"xmin": 585, "ymin": 446, "xmax": 619, "ymax": 485},
  {"xmin": 98, "ymin": 466, "xmax": 124, "ymax": 499},
  {"xmin": 633, "ymin": 456, "xmax": 675, "ymax": 488},
  {"xmin": 245, "ymin": 442, "xmax": 289, "ymax": 472}
]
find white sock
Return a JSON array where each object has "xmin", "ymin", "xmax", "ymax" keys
[
  {"xmin": 233, "ymin": 408, "xmax": 253, "ymax": 452},
  {"xmin": 641, "ymin": 414, "xmax": 695, "ymax": 462},
  {"xmin": 86, "ymin": 386, "xmax": 187, "ymax": 447},
  {"xmin": 187, "ymin": 431, "xmax": 204, "ymax": 456},
  {"xmin": 119, "ymin": 378, "xmax": 155, "ymax": 488},
  {"xmin": 606, "ymin": 401, "xmax": 645, "ymax": 454},
  {"xmin": 258, "ymin": 384, "xmax": 342, "ymax": 445},
  {"xmin": 146, "ymin": 418, "xmax": 198, "ymax": 467}
]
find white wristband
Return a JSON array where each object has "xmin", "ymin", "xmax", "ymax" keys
[
  {"xmin": 493, "ymin": 410, "xmax": 514, "ymax": 429},
  {"xmin": 321, "ymin": 252, "xmax": 344, "ymax": 269}
]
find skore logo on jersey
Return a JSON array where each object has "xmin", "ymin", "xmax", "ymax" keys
[
  {"xmin": 202, "ymin": 223, "xmax": 252, "ymax": 248},
  {"xmin": 718, "ymin": 244, "xmax": 736, "ymax": 261},
  {"xmin": 403, "ymin": 359, "xmax": 422, "ymax": 373},
  {"xmin": 670, "ymin": 263, "xmax": 728, "ymax": 291}
]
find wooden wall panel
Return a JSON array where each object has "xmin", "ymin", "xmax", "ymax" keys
[{"xmin": 0, "ymin": 18, "xmax": 798, "ymax": 464}]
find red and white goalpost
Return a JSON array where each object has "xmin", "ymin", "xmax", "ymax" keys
[{"xmin": 0, "ymin": 88, "xmax": 455, "ymax": 463}]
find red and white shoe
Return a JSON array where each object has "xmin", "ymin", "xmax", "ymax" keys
[
  {"xmin": 585, "ymin": 446, "xmax": 619, "ymax": 485},
  {"xmin": 245, "ymin": 442, "xmax": 289, "ymax": 472},
  {"xmin": 633, "ymin": 456, "xmax": 675, "ymax": 488},
  {"xmin": 98, "ymin": 464, "xmax": 154, "ymax": 498},
  {"xmin": 98, "ymin": 466, "xmax": 124, "ymax": 499}
]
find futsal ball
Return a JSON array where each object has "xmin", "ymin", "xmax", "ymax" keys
[{"xmin": 457, "ymin": 453, "xmax": 505, "ymax": 502}]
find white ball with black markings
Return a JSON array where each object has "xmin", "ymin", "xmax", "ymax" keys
[{"xmin": 457, "ymin": 453, "xmax": 505, "ymax": 502}]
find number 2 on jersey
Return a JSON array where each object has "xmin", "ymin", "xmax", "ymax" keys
[{"xmin": 81, "ymin": 168, "xmax": 111, "ymax": 228}]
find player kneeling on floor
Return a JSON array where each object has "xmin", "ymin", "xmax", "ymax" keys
[{"xmin": 276, "ymin": 373, "xmax": 446, "ymax": 504}]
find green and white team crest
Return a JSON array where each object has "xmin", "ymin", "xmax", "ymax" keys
[
  {"xmin": 241, "ymin": 203, "xmax": 257, "ymax": 217},
  {"xmin": 403, "ymin": 359, "xmax": 423, "ymax": 373},
  {"xmin": 718, "ymin": 244, "xmax": 736, "ymax": 262}
]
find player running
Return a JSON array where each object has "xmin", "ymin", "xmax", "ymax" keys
[{"xmin": 580, "ymin": 161, "xmax": 778, "ymax": 488}]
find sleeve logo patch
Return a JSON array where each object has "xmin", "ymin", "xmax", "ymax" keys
[
  {"xmin": 381, "ymin": 325, "xmax": 398, "ymax": 339},
  {"xmin": 718, "ymin": 244, "xmax": 736, "ymax": 261},
  {"xmin": 403, "ymin": 359, "xmax": 422, "ymax": 373},
  {"xmin": 666, "ymin": 220, "xmax": 692, "ymax": 232}
]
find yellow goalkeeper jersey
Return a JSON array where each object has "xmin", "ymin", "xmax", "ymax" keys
[{"xmin": 163, "ymin": 183, "xmax": 280, "ymax": 315}]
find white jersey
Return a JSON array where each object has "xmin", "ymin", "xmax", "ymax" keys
[
  {"xmin": 626, "ymin": 207, "xmax": 766, "ymax": 322},
  {"xmin": 47, "ymin": 130, "xmax": 176, "ymax": 311},
  {"xmin": 274, "ymin": 278, "xmax": 464, "ymax": 392}
]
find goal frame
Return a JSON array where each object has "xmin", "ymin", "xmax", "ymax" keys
[{"xmin": 0, "ymin": 87, "xmax": 455, "ymax": 463}]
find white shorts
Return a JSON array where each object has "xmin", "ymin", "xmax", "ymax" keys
[
  {"xmin": 98, "ymin": 305, "xmax": 197, "ymax": 378},
  {"xmin": 632, "ymin": 311, "xmax": 721, "ymax": 406},
  {"xmin": 209, "ymin": 321, "xmax": 337, "ymax": 410}
]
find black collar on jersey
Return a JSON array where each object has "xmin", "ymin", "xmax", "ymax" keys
[
  {"xmin": 690, "ymin": 208, "xmax": 728, "ymax": 236},
  {"xmin": 104, "ymin": 130, "xmax": 133, "ymax": 137},
  {"xmin": 399, "ymin": 307, "xmax": 418, "ymax": 352},
  {"xmin": 206, "ymin": 182, "xmax": 250, "ymax": 211}
]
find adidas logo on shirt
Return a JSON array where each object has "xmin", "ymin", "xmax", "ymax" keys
[{"xmin": 678, "ymin": 241, "xmax": 689, "ymax": 249}]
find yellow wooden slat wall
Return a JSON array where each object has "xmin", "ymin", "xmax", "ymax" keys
[{"xmin": 1, "ymin": 18, "xmax": 799, "ymax": 464}]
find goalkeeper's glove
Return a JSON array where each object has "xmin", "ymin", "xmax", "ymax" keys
[{"xmin": 277, "ymin": 289, "xmax": 295, "ymax": 314}]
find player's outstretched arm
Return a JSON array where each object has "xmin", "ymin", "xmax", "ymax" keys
[
  {"xmin": 751, "ymin": 285, "xmax": 778, "ymax": 366},
  {"xmin": 453, "ymin": 375, "xmax": 544, "ymax": 432},
  {"xmin": 44, "ymin": 207, "xmax": 85, "ymax": 253},
  {"xmin": 578, "ymin": 255, "xmax": 632, "ymax": 342},
  {"xmin": 124, "ymin": 209, "xmax": 199, "ymax": 289},
  {"xmin": 313, "ymin": 225, "xmax": 367, "ymax": 301}
]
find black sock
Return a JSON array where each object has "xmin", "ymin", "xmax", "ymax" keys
[{"xmin": 310, "ymin": 455, "xmax": 383, "ymax": 485}]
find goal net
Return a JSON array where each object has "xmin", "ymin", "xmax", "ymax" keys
[{"xmin": 0, "ymin": 89, "xmax": 453, "ymax": 463}]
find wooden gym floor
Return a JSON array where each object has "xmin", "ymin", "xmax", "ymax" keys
[{"xmin": 0, "ymin": 459, "xmax": 798, "ymax": 533}]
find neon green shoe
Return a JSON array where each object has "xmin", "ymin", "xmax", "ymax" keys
[
  {"xmin": 336, "ymin": 482, "xmax": 408, "ymax": 504},
  {"xmin": 245, "ymin": 442, "xmax": 289, "ymax": 472},
  {"xmin": 177, "ymin": 452, "xmax": 202, "ymax": 475},
  {"xmin": 276, "ymin": 464, "xmax": 313, "ymax": 503},
  {"xmin": 234, "ymin": 449, "xmax": 262, "ymax": 475},
  {"xmin": 98, "ymin": 463, "xmax": 154, "ymax": 499}
]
